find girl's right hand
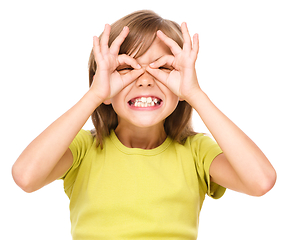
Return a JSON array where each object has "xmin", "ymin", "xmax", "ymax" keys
[{"xmin": 91, "ymin": 24, "xmax": 144, "ymax": 102}]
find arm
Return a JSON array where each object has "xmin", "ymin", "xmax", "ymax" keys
[
  {"xmin": 12, "ymin": 25, "xmax": 144, "ymax": 193},
  {"xmin": 12, "ymin": 91, "xmax": 101, "ymax": 193},
  {"xmin": 147, "ymin": 23, "xmax": 276, "ymax": 196},
  {"xmin": 188, "ymin": 91, "xmax": 276, "ymax": 196}
]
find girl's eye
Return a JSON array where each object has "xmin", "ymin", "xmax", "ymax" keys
[
  {"xmin": 118, "ymin": 67, "xmax": 134, "ymax": 71},
  {"xmin": 159, "ymin": 66, "xmax": 173, "ymax": 71},
  {"xmin": 117, "ymin": 67, "xmax": 134, "ymax": 74}
]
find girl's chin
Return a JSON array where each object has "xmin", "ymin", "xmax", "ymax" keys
[{"xmin": 118, "ymin": 117, "xmax": 165, "ymax": 129}]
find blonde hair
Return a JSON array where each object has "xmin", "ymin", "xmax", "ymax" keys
[{"xmin": 88, "ymin": 10, "xmax": 197, "ymax": 147}]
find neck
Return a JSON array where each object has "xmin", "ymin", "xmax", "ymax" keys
[{"xmin": 114, "ymin": 124, "xmax": 167, "ymax": 149}]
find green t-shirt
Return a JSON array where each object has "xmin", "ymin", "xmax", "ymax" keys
[{"xmin": 62, "ymin": 129, "xmax": 225, "ymax": 240}]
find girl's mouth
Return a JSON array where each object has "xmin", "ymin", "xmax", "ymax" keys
[{"xmin": 128, "ymin": 96, "xmax": 162, "ymax": 108}]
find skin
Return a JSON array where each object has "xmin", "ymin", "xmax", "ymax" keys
[
  {"xmin": 12, "ymin": 23, "xmax": 276, "ymax": 196},
  {"xmin": 108, "ymin": 37, "xmax": 179, "ymax": 149}
]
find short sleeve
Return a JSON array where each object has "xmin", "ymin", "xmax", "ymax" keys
[
  {"xmin": 60, "ymin": 129, "xmax": 94, "ymax": 198},
  {"xmin": 191, "ymin": 134, "xmax": 226, "ymax": 199}
]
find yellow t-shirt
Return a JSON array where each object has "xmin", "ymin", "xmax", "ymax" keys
[{"xmin": 61, "ymin": 129, "xmax": 225, "ymax": 240}]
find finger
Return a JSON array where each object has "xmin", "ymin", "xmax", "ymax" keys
[
  {"xmin": 100, "ymin": 24, "xmax": 111, "ymax": 54},
  {"xmin": 191, "ymin": 33, "xmax": 199, "ymax": 60},
  {"xmin": 110, "ymin": 26, "xmax": 129, "ymax": 56},
  {"xmin": 122, "ymin": 68, "xmax": 144, "ymax": 87},
  {"xmin": 93, "ymin": 36, "xmax": 103, "ymax": 63},
  {"xmin": 181, "ymin": 22, "xmax": 193, "ymax": 52},
  {"xmin": 157, "ymin": 30, "xmax": 182, "ymax": 56},
  {"xmin": 146, "ymin": 65, "xmax": 169, "ymax": 85},
  {"xmin": 117, "ymin": 54, "xmax": 141, "ymax": 70},
  {"xmin": 149, "ymin": 55, "xmax": 175, "ymax": 69}
]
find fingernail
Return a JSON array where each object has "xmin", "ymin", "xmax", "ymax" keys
[{"xmin": 137, "ymin": 64, "xmax": 141, "ymax": 69}]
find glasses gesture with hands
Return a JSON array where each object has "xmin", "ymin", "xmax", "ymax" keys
[
  {"xmin": 147, "ymin": 22, "xmax": 200, "ymax": 104},
  {"xmin": 91, "ymin": 24, "xmax": 144, "ymax": 102},
  {"xmin": 91, "ymin": 22, "xmax": 200, "ymax": 106}
]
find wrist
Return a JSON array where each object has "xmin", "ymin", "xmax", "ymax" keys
[
  {"xmin": 185, "ymin": 89, "xmax": 208, "ymax": 109},
  {"xmin": 84, "ymin": 89, "xmax": 104, "ymax": 109}
]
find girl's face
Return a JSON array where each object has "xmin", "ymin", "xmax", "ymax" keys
[{"xmin": 109, "ymin": 38, "xmax": 179, "ymax": 130}]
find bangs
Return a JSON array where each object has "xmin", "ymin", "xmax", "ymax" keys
[
  {"xmin": 119, "ymin": 22, "xmax": 158, "ymax": 58},
  {"xmin": 108, "ymin": 10, "xmax": 184, "ymax": 59}
]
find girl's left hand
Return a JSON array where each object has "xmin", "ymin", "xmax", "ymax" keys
[{"xmin": 147, "ymin": 22, "xmax": 201, "ymax": 104}]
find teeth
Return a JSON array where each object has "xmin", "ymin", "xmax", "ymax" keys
[{"xmin": 129, "ymin": 97, "xmax": 161, "ymax": 107}]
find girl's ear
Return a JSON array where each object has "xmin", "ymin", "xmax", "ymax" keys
[{"xmin": 103, "ymin": 99, "xmax": 112, "ymax": 105}]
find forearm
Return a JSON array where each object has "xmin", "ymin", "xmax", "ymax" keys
[
  {"xmin": 12, "ymin": 90, "xmax": 101, "ymax": 190},
  {"xmin": 188, "ymin": 90, "xmax": 275, "ymax": 188}
]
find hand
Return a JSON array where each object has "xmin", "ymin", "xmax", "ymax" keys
[
  {"xmin": 147, "ymin": 22, "xmax": 201, "ymax": 103},
  {"xmin": 91, "ymin": 24, "xmax": 144, "ymax": 102}
]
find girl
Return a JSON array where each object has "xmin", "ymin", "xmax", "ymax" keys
[{"xmin": 12, "ymin": 10, "xmax": 276, "ymax": 240}]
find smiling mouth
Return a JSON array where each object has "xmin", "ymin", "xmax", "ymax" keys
[{"xmin": 128, "ymin": 96, "xmax": 162, "ymax": 108}]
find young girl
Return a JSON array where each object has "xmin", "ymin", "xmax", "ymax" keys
[{"xmin": 12, "ymin": 10, "xmax": 276, "ymax": 240}]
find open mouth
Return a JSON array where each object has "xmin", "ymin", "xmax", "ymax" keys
[{"xmin": 128, "ymin": 96, "xmax": 162, "ymax": 108}]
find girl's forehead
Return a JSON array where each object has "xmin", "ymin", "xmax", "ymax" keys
[{"xmin": 134, "ymin": 38, "xmax": 172, "ymax": 62}]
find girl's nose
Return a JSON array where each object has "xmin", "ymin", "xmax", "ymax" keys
[{"xmin": 135, "ymin": 71, "xmax": 155, "ymax": 87}]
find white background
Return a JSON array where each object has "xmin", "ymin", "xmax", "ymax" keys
[{"xmin": 1, "ymin": 0, "xmax": 288, "ymax": 239}]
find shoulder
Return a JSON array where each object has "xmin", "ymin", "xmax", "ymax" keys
[
  {"xmin": 69, "ymin": 129, "xmax": 96, "ymax": 156},
  {"xmin": 185, "ymin": 133, "xmax": 222, "ymax": 158},
  {"xmin": 185, "ymin": 133, "xmax": 215, "ymax": 147},
  {"xmin": 74, "ymin": 129, "xmax": 94, "ymax": 143},
  {"xmin": 169, "ymin": 133, "xmax": 211, "ymax": 151}
]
